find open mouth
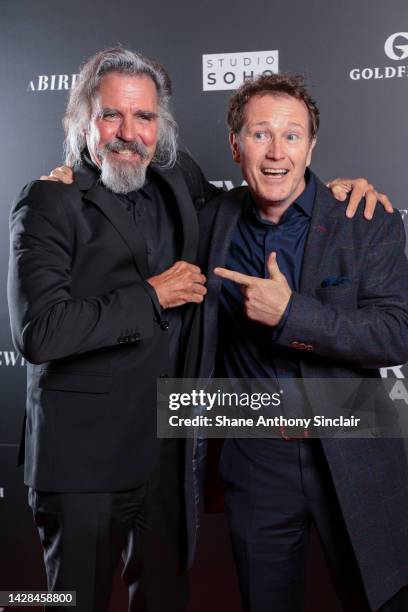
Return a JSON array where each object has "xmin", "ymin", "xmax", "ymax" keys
[
  {"xmin": 111, "ymin": 149, "xmax": 137, "ymax": 157},
  {"xmin": 261, "ymin": 168, "xmax": 289, "ymax": 177},
  {"xmin": 108, "ymin": 149, "xmax": 142, "ymax": 163},
  {"xmin": 104, "ymin": 139, "xmax": 149, "ymax": 163}
]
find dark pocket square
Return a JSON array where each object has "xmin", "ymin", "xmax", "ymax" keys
[{"xmin": 321, "ymin": 276, "xmax": 351, "ymax": 288}]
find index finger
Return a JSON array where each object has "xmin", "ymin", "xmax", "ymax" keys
[{"xmin": 214, "ymin": 267, "xmax": 254, "ymax": 286}]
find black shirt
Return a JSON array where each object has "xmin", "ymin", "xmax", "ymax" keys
[{"xmin": 83, "ymin": 153, "xmax": 183, "ymax": 370}]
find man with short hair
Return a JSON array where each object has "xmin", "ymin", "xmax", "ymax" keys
[{"xmin": 198, "ymin": 73, "xmax": 408, "ymax": 611}]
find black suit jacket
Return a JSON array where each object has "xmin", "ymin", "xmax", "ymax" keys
[
  {"xmin": 197, "ymin": 177, "xmax": 408, "ymax": 610},
  {"xmin": 8, "ymin": 152, "xmax": 216, "ymax": 492}
]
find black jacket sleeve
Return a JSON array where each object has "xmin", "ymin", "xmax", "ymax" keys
[{"xmin": 7, "ymin": 182, "xmax": 156, "ymax": 364}]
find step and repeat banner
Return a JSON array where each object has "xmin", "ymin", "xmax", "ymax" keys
[{"xmin": 1, "ymin": 0, "xmax": 408, "ymax": 610}]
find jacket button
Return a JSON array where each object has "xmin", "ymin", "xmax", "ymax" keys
[{"xmin": 160, "ymin": 320, "xmax": 169, "ymax": 331}]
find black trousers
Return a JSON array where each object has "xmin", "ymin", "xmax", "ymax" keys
[
  {"xmin": 29, "ymin": 439, "xmax": 189, "ymax": 612},
  {"xmin": 220, "ymin": 437, "xmax": 373, "ymax": 612}
]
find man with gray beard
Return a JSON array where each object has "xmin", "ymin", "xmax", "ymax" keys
[
  {"xmin": 7, "ymin": 48, "xmax": 217, "ymax": 612},
  {"xmin": 97, "ymin": 138, "xmax": 150, "ymax": 193}
]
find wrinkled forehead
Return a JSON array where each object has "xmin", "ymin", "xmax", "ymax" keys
[{"xmin": 91, "ymin": 71, "xmax": 159, "ymax": 112}]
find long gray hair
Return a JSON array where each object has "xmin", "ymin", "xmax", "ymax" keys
[{"xmin": 63, "ymin": 47, "xmax": 178, "ymax": 167}]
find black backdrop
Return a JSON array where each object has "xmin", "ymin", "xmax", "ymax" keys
[{"xmin": 1, "ymin": 1, "xmax": 408, "ymax": 610}]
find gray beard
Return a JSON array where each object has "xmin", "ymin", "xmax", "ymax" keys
[{"xmin": 100, "ymin": 156, "xmax": 147, "ymax": 194}]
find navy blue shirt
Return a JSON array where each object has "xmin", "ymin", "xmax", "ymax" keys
[{"xmin": 217, "ymin": 170, "xmax": 316, "ymax": 381}]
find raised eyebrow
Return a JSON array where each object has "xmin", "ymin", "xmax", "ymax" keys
[
  {"xmin": 251, "ymin": 121, "xmax": 270, "ymax": 128},
  {"xmin": 287, "ymin": 122, "xmax": 306, "ymax": 131},
  {"xmin": 248, "ymin": 121, "xmax": 306, "ymax": 130}
]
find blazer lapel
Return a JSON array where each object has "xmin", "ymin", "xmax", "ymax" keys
[
  {"xmin": 87, "ymin": 184, "xmax": 150, "ymax": 279},
  {"xmin": 75, "ymin": 160, "xmax": 201, "ymax": 277},
  {"xmin": 207, "ymin": 188, "xmax": 246, "ymax": 304},
  {"xmin": 199, "ymin": 188, "xmax": 246, "ymax": 377},
  {"xmin": 151, "ymin": 164, "xmax": 199, "ymax": 263},
  {"xmin": 75, "ymin": 164, "xmax": 148, "ymax": 279},
  {"xmin": 299, "ymin": 178, "xmax": 341, "ymax": 296}
]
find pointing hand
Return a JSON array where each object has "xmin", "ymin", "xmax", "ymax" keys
[{"xmin": 214, "ymin": 252, "xmax": 291, "ymax": 327}]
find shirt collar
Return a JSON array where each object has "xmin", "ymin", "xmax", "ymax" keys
[
  {"xmin": 247, "ymin": 168, "xmax": 316, "ymax": 226},
  {"xmin": 124, "ymin": 171, "xmax": 153, "ymax": 203},
  {"xmin": 294, "ymin": 168, "xmax": 316, "ymax": 218}
]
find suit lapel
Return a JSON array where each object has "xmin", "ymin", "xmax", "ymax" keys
[
  {"xmin": 151, "ymin": 164, "xmax": 199, "ymax": 262},
  {"xmin": 300, "ymin": 178, "xmax": 342, "ymax": 295},
  {"xmin": 202, "ymin": 179, "xmax": 341, "ymax": 313},
  {"xmin": 85, "ymin": 182, "xmax": 150, "ymax": 279},
  {"xmin": 199, "ymin": 188, "xmax": 246, "ymax": 377},
  {"xmin": 74, "ymin": 160, "xmax": 201, "ymax": 279},
  {"xmin": 207, "ymin": 188, "xmax": 246, "ymax": 304}
]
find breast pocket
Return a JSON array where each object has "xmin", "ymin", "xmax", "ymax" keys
[{"xmin": 315, "ymin": 282, "xmax": 357, "ymax": 307}]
